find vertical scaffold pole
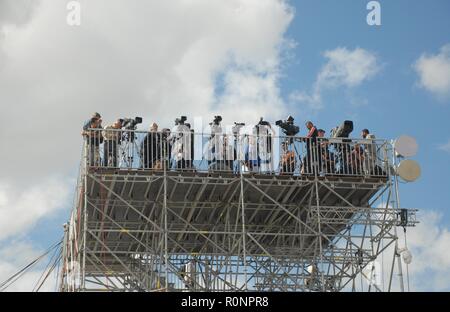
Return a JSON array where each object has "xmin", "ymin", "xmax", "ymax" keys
[
  {"xmin": 313, "ymin": 141, "xmax": 326, "ymax": 291},
  {"xmin": 81, "ymin": 137, "xmax": 88, "ymax": 291},
  {"xmin": 392, "ymin": 153, "xmax": 405, "ymax": 292},
  {"xmin": 240, "ymin": 164, "xmax": 248, "ymax": 291},
  {"xmin": 163, "ymin": 143, "xmax": 169, "ymax": 291}
]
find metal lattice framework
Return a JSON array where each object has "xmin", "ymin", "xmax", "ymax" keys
[{"xmin": 59, "ymin": 129, "xmax": 417, "ymax": 292}]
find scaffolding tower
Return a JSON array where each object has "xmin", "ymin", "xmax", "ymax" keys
[{"xmin": 59, "ymin": 129, "xmax": 417, "ymax": 292}]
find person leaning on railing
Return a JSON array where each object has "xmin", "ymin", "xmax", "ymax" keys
[
  {"xmin": 82, "ymin": 112, "xmax": 102, "ymax": 132},
  {"xmin": 317, "ymin": 129, "xmax": 335, "ymax": 174},
  {"xmin": 349, "ymin": 143, "xmax": 365, "ymax": 175},
  {"xmin": 102, "ymin": 119, "xmax": 123, "ymax": 168},
  {"xmin": 301, "ymin": 121, "xmax": 318, "ymax": 175},
  {"xmin": 82, "ymin": 116, "xmax": 103, "ymax": 167}
]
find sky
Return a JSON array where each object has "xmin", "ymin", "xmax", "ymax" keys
[{"xmin": 0, "ymin": 0, "xmax": 449, "ymax": 291}]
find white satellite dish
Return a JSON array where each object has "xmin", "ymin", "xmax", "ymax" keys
[
  {"xmin": 397, "ymin": 159, "xmax": 421, "ymax": 182},
  {"xmin": 394, "ymin": 135, "xmax": 418, "ymax": 157}
]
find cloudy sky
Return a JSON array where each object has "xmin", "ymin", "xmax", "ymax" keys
[{"xmin": 0, "ymin": 0, "xmax": 449, "ymax": 291}]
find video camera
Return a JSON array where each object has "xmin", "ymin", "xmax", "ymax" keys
[
  {"xmin": 175, "ymin": 116, "xmax": 187, "ymax": 126},
  {"xmin": 275, "ymin": 115, "xmax": 299, "ymax": 136},
  {"xmin": 255, "ymin": 117, "xmax": 271, "ymax": 136},
  {"xmin": 209, "ymin": 115, "xmax": 222, "ymax": 126},
  {"xmin": 257, "ymin": 117, "xmax": 271, "ymax": 127},
  {"xmin": 120, "ymin": 117, "xmax": 143, "ymax": 130},
  {"xmin": 232, "ymin": 122, "xmax": 245, "ymax": 136},
  {"xmin": 330, "ymin": 120, "xmax": 353, "ymax": 138},
  {"xmin": 120, "ymin": 117, "xmax": 143, "ymax": 142}
]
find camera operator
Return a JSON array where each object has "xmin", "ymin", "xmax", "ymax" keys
[
  {"xmin": 302, "ymin": 121, "xmax": 318, "ymax": 175},
  {"xmin": 256, "ymin": 118, "xmax": 274, "ymax": 173},
  {"xmin": 141, "ymin": 123, "xmax": 162, "ymax": 169},
  {"xmin": 102, "ymin": 119, "xmax": 123, "ymax": 167},
  {"xmin": 349, "ymin": 143, "xmax": 365, "ymax": 175},
  {"xmin": 168, "ymin": 116, "xmax": 191, "ymax": 169},
  {"xmin": 361, "ymin": 129, "xmax": 382, "ymax": 175},
  {"xmin": 222, "ymin": 134, "xmax": 235, "ymax": 171},
  {"xmin": 317, "ymin": 129, "xmax": 335, "ymax": 174},
  {"xmin": 207, "ymin": 116, "xmax": 224, "ymax": 171},
  {"xmin": 280, "ymin": 141, "xmax": 295, "ymax": 175},
  {"xmin": 245, "ymin": 127, "xmax": 260, "ymax": 173},
  {"xmin": 82, "ymin": 112, "xmax": 102, "ymax": 133},
  {"xmin": 84, "ymin": 117, "xmax": 103, "ymax": 167},
  {"xmin": 161, "ymin": 128, "xmax": 172, "ymax": 169}
]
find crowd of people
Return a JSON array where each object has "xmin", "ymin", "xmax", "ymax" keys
[{"xmin": 81, "ymin": 112, "xmax": 384, "ymax": 177}]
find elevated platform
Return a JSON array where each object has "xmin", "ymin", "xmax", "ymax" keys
[
  {"xmin": 82, "ymin": 168, "xmax": 389, "ymax": 270},
  {"xmin": 61, "ymin": 130, "xmax": 419, "ymax": 292}
]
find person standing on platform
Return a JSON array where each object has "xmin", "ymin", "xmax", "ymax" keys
[
  {"xmin": 102, "ymin": 119, "xmax": 123, "ymax": 168},
  {"xmin": 302, "ymin": 121, "xmax": 318, "ymax": 174}
]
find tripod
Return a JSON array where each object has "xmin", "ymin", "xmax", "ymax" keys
[
  {"xmin": 280, "ymin": 137, "xmax": 302, "ymax": 174},
  {"xmin": 120, "ymin": 138, "xmax": 140, "ymax": 168}
]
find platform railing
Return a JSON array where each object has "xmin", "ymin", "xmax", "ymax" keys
[{"xmin": 82, "ymin": 128, "xmax": 390, "ymax": 177}]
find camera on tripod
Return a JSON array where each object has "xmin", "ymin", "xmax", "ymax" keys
[
  {"xmin": 120, "ymin": 117, "xmax": 143, "ymax": 142},
  {"xmin": 175, "ymin": 116, "xmax": 187, "ymax": 126},
  {"xmin": 209, "ymin": 116, "xmax": 222, "ymax": 126},
  {"xmin": 120, "ymin": 117, "xmax": 143, "ymax": 130},
  {"xmin": 330, "ymin": 120, "xmax": 353, "ymax": 139},
  {"xmin": 275, "ymin": 115, "xmax": 299, "ymax": 136},
  {"xmin": 232, "ymin": 122, "xmax": 245, "ymax": 136},
  {"xmin": 257, "ymin": 117, "xmax": 271, "ymax": 127}
]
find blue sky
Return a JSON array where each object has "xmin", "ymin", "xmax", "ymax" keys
[
  {"xmin": 0, "ymin": 0, "xmax": 449, "ymax": 291},
  {"xmin": 279, "ymin": 0, "xmax": 450, "ymax": 218}
]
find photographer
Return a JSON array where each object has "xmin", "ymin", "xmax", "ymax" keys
[
  {"xmin": 222, "ymin": 134, "xmax": 235, "ymax": 171},
  {"xmin": 168, "ymin": 117, "xmax": 191, "ymax": 169},
  {"xmin": 161, "ymin": 128, "xmax": 172, "ymax": 169},
  {"xmin": 102, "ymin": 119, "xmax": 122, "ymax": 167},
  {"xmin": 280, "ymin": 142, "xmax": 295, "ymax": 175},
  {"xmin": 84, "ymin": 117, "xmax": 103, "ymax": 167},
  {"xmin": 349, "ymin": 143, "xmax": 365, "ymax": 175},
  {"xmin": 82, "ymin": 112, "xmax": 102, "ymax": 133},
  {"xmin": 141, "ymin": 123, "xmax": 162, "ymax": 169},
  {"xmin": 317, "ymin": 129, "xmax": 335, "ymax": 174},
  {"xmin": 207, "ymin": 116, "xmax": 224, "ymax": 171},
  {"xmin": 256, "ymin": 119, "xmax": 274, "ymax": 173},
  {"xmin": 302, "ymin": 121, "xmax": 318, "ymax": 175},
  {"xmin": 361, "ymin": 129, "xmax": 382, "ymax": 175}
]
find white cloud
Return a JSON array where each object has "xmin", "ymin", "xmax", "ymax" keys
[
  {"xmin": 0, "ymin": 0, "xmax": 294, "ymax": 181},
  {"xmin": 413, "ymin": 44, "xmax": 450, "ymax": 99},
  {"xmin": 0, "ymin": 178, "xmax": 71, "ymax": 241},
  {"xmin": 318, "ymin": 47, "xmax": 379, "ymax": 88},
  {"xmin": 407, "ymin": 211, "xmax": 450, "ymax": 291},
  {"xmin": 0, "ymin": 0, "xmax": 39, "ymax": 29},
  {"xmin": 0, "ymin": 240, "xmax": 56, "ymax": 292},
  {"xmin": 0, "ymin": 2, "xmax": 294, "ymax": 194},
  {"xmin": 438, "ymin": 139, "xmax": 450, "ymax": 154},
  {"xmin": 290, "ymin": 47, "xmax": 379, "ymax": 110},
  {"xmin": 0, "ymin": 0, "xmax": 295, "ymax": 290}
]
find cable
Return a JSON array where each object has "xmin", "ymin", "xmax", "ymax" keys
[
  {"xmin": 35, "ymin": 252, "xmax": 62, "ymax": 292},
  {"xmin": 0, "ymin": 240, "xmax": 62, "ymax": 292},
  {"xmin": 32, "ymin": 242, "xmax": 61, "ymax": 292}
]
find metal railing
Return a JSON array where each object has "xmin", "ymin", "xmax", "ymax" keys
[{"xmin": 83, "ymin": 128, "xmax": 390, "ymax": 177}]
